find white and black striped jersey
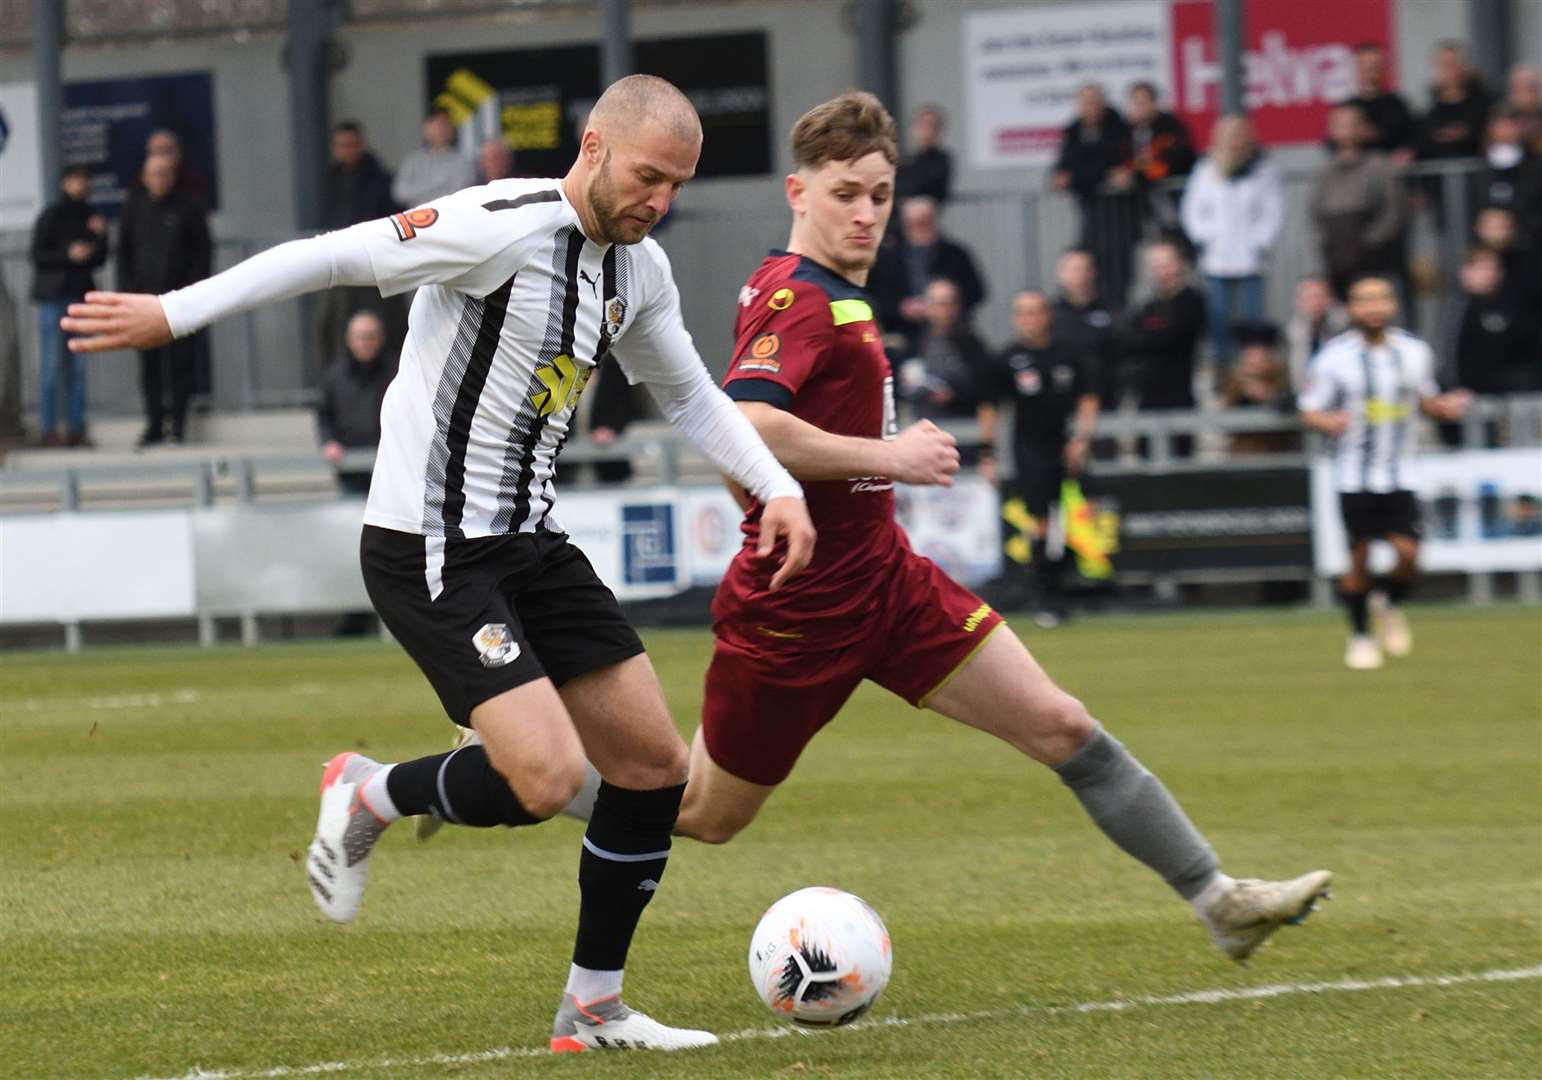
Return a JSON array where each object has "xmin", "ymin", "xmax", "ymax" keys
[
  {"xmin": 350, "ymin": 178, "xmax": 703, "ymax": 539},
  {"xmin": 1298, "ymin": 327, "xmax": 1440, "ymax": 493}
]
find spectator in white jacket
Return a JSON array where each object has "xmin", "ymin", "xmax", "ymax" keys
[{"xmin": 1180, "ymin": 116, "xmax": 1283, "ymax": 368}]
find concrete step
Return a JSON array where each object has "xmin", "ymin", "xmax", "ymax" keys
[{"xmin": 4, "ymin": 409, "xmax": 319, "ymax": 470}]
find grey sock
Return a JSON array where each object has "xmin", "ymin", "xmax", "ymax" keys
[
  {"xmin": 1053, "ymin": 725, "xmax": 1218, "ymax": 900},
  {"xmin": 558, "ymin": 762, "xmax": 603, "ymax": 823}
]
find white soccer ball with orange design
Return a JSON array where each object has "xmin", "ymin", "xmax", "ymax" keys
[{"xmin": 747, "ymin": 886, "xmax": 892, "ymax": 1026}]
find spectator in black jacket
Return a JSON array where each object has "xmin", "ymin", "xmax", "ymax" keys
[
  {"xmin": 1054, "ymin": 85, "xmax": 1140, "ymax": 306},
  {"xmin": 896, "ymin": 105, "xmax": 953, "ymax": 207},
  {"xmin": 1122, "ymin": 241, "xmax": 1205, "ymax": 459},
  {"xmin": 1127, "ymin": 82, "xmax": 1195, "ymax": 235},
  {"xmin": 1416, "ymin": 42, "xmax": 1493, "ymax": 163},
  {"xmin": 1477, "ymin": 105, "xmax": 1542, "ymax": 245},
  {"xmin": 1341, "ymin": 43, "xmax": 1416, "ymax": 161},
  {"xmin": 897, "ymin": 278, "xmax": 991, "ymax": 425},
  {"xmin": 1415, "ymin": 42, "xmax": 1494, "ymax": 235},
  {"xmin": 319, "ymin": 309, "xmax": 396, "ymax": 495},
  {"xmin": 30, "ymin": 165, "xmax": 108, "ymax": 445},
  {"xmin": 1473, "ymin": 205, "xmax": 1541, "ymax": 305},
  {"xmin": 1051, "ymin": 248, "xmax": 1122, "ymax": 414},
  {"xmin": 322, "ymin": 121, "xmax": 397, "ymax": 230},
  {"xmin": 868, "ymin": 196, "xmax": 986, "ymax": 353},
  {"xmin": 320, "ymin": 121, "xmax": 405, "ymax": 364},
  {"xmin": 118, "ymin": 154, "xmax": 211, "ymax": 446},
  {"xmin": 1451, "ymin": 247, "xmax": 1540, "ymax": 394}
]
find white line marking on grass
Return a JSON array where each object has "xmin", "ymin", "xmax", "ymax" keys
[
  {"xmin": 131, "ymin": 963, "xmax": 1542, "ymax": 1080},
  {"xmin": 13, "ymin": 689, "xmax": 203, "ymax": 713},
  {"xmin": 13, "ymin": 682, "xmax": 328, "ymax": 714}
]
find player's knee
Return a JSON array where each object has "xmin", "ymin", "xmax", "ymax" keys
[
  {"xmin": 517, "ymin": 759, "xmax": 588, "ymax": 820},
  {"xmin": 679, "ymin": 805, "xmax": 751, "ymax": 845},
  {"xmin": 1030, "ymin": 691, "xmax": 1095, "ymax": 759},
  {"xmin": 521, "ymin": 759, "xmax": 585, "ymax": 820},
  {"xmin": 683, "ymin": 815, "xmax": 745, "ymax": 845}
]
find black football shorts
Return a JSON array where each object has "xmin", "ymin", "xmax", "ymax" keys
[
  {"xmin": 361, "ymin": 525, "xmax": 645, "ymax": 726},
  {"xmin": 1339, "ymin": 490, "xmax": 1421, "ymax": 544}
]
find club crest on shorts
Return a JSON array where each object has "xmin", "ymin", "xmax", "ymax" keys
[
  {"xmin": 605, "ymin": 297, "xmax": 627, "ymax": 338},
  {"xmin": 472, "ymin": 623, "xmax": 520, "ymax": 668}
]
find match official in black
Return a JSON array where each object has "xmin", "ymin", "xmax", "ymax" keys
[{"xmin": 977, "ymin": 291, "xmax": 1100, "ymax": 626}]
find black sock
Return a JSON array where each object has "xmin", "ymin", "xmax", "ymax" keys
[
  {"xmin": 1376, "ymin": 576, "xmax": 1412, "ymax": 605},
  {"xmin": 572, "ymin": 781, "xmax": 685, "ymax": 971},
  {"xmin": 1338, "ymin": 587, "xmax": 1370, "ymax": 635},
  {"xmin": 385, "ymin": 744, "xmax": 544, "ymax": 827}
]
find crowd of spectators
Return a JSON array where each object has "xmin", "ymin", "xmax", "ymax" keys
[
  {"xmin": 23, "ymin": 47, "xmax": 1539, "ymax": 475},
  {"xmin": 875, "ymin": 42, "xmax": 1539, "ymax": 488}
]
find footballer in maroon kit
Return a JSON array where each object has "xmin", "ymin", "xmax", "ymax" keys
[
  {"xmin": 421, "ymin": 92, "xmax": 1333, "ymax": 965},
  {"xmin": 678, "ymin": 92, "xmax": 1331, "ymax": 965}
]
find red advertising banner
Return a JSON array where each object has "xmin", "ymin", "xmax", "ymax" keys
[{"xmin": 1171, "ymin": 0, "xmax": 1395, "ymax": 150}]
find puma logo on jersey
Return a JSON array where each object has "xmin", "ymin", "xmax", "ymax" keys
[
  {"xmin": 579, "ymin": 269, "xmax": 600, "ymax": 298},
  {"xmin": 530, "ymin": 353, "xmax": 592, "ymax": 418},
  {"xmin": 738, "ymin": 285, "xmax": 761, "ymax": 307}
]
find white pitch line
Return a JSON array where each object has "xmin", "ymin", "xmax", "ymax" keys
[
  {"xmin": 10, "ymin": 682, "xmax": 328, "ymax": 715},
  {"xmin": 131, "ymin": 963, "xmax": 1542, "ymax": 1080}
]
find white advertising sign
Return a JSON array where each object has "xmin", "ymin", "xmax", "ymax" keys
[
  {"xmin": 0, "ymin": 511, "xmax": 196, "ymax": 623},
  {"xmin": 0, "ymin": 81, "xmax": 42, "ymax": 232},
  {"xmin": 964, "ymin": 2, "xmax": 1170, "ymax": 167},
  {"xmin": 1312, "ymin": 449, "xmax": 1542, "ymax": 575}
]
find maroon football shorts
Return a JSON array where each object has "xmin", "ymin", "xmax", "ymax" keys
[{"xmin": 702, "ymin": 546, "xmax": 1005, "ymax": 786}]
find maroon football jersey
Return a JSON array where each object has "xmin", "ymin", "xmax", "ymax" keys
[{"xmin": 716, "ymin": 251, "xmax": 906, "ymax": 642}]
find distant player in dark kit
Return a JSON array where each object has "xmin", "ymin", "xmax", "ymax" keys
[
  {"xmin": 60, "ymin": 75, "xmax": 815, "ymax": 1053},
  {"xmin": 1298, "ymin": 276, "xmax": 1470, "ymax": 670},
  {"xmin": 976, "ymin": 290, "xmax": 1100, "ymax": 625},
  {"xmin": 680, "ymin": 92, "xmax": 1331, "ymax": 963}
]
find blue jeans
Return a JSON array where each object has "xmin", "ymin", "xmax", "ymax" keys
[
  {"xmin": 1202, "ymin": 274, "xmax": 1265, "ymax": 369},
  {"xmin": 37, "ymin": 299, "xmax": 86, "ymax": 436}
]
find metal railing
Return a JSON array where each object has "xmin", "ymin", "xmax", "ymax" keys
[{"xmin": 6, "ymin": 395, "xmax": 1538, "ymax": 514}]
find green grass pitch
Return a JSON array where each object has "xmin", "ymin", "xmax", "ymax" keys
[{"xmin": 4, "ymin": 606, "xmax": 1539, "ymax": 1079}]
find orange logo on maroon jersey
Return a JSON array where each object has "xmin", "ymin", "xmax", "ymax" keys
[
  {"xmin": 767, "ymin": 288, "xmax": 795, "ymax": 311},
  {"xmin": 391, "ymin": 207, "xmax": 440, "ymax": 241},
  {"xmin": 739, "ymin": 333, "xmax": 782, "ymax": 373}
]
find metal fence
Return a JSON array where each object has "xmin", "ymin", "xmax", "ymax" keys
[{"xmin": 0, "ymin": 158, "xmax": 1505, "ymax": 424}]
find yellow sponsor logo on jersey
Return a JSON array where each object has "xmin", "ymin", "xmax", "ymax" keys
[
  {"xmin": 962, "ymin": 603, "xmax": 994, "ymax": 633},
  {"xmin": 1364, "ymin": 398, "xmax": 1412, "ymax": 425},
  {"xmin": 768, "ymin": 287, "xmax": 796, "ymax": 311},
  {"xmin": 529, "ymin": 352, "xmax": 591, "ymax": 417}
]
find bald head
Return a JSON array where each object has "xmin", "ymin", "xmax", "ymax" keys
[
  {"xmin": 588, "ymin": 74, "xmax": 702, "ymax": 146},
  {"xmin": 566, "ymin": 75, "xmax": 702, "ymax": 245}
]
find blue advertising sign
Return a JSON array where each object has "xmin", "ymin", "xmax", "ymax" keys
[{"xmin": 62, "ymin": 71, "xmax": 218, "ymax": 215}]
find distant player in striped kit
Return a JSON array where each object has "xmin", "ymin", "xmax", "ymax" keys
[
  {"xmin": 60, "ymin": 75, "xmax": 815, "ymax": 1053},
  {"xmin": 1299, "ymin": 276, "xmax": 1470, "ymax": 670}
]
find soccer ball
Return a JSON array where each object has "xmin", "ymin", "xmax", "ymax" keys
[{"xmin": 747, "ymin": 886, "xmax": 892, "ymax": 1027}]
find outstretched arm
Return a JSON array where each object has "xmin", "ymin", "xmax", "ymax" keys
[{"xmin": 61, "ymin": 229, "xmax": 378, "ymax": 353}]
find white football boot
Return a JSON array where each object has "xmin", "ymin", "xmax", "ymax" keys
[
  {"xmin": 414, "ymin": 725, "xmax": 482, "ymax": 841},
  {"xmin": 1344, "ymin": 634, "xmax": 1383, "ymax": 670},
  {"xmin": 1376, "ymin": 604, "xmax": 1413, "ymax": 658},
  {"xmin": 306, "ymin": 752, "xmax": 391, "ymax": 924},
  {"xmin": 1197, "ymin": 870, "xmax": 1334, "ymax": 963},
  {"xmin": 550, "ymin": 994, "xmax": 719, "ymax": 1053}
]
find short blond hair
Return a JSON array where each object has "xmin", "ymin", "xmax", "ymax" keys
[{"xmin": 790, "ymin": 92, "xmax": 898, "ymax": 170}]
